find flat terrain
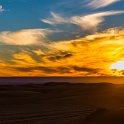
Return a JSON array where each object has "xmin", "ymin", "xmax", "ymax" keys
[{"xmin": 0, "ymin": 82, "xmax": 124, "ymax": 123}]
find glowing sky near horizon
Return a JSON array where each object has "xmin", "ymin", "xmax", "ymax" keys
[{"xmin": 0, "ymin": 0, "xmax": 124, "ymax": 76}]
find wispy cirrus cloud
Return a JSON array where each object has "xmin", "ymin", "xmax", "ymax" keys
[
  {"xmin": 0, "ymin": 5, "xmax": 4, "ymax": 13},
  {"xmin": 0, "ymin": 29, "xmax": 54, "ymax": 45},
  {"xmin": 71, "ymin": 11, "xmax": 124, "ymax": 31},
  {"xmin": 42, "ymin": 12, "xmax": 68, "ymax": 25},
  {"xmin": 85, "ymin": 0, "xmax": 120, "ymax": 9},
  {"xmin": 42, "ymin": 11, "xmax": 124, "ymax": 31}
]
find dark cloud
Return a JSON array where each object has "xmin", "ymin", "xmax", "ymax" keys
[
  {"xmin": 72, "ymin": 66, "xmax": 99, "ymax": 73},
  {"xmin": 14, "ymin": 62, "xmax": 100, "ymax": 75},
  {"xmin": 48, "ymin": 51, "xmax": 73, "ymax": 61},
  {"xmin": 15, "ymin": 66, "xmax": 58, "ymax": 73},
  {"xmin": 15, "ymin": 66, "xmax": 72, "ymax": 74},
  {"xmin": 57, "ymin": 67, "xmax": 72, "ymax": 73}
]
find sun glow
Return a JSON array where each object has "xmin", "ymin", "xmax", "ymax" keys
[{"xmin": 110, "ymin": 60, "xmax": 124, "ymax": 71}]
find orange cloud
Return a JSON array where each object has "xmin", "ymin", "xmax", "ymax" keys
[{"xmin": 1, "ymin": 28, "xmax": 124, "ymax": 76}]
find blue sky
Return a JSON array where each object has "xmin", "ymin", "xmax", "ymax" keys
[{"xmin": 0, "ymin": 0, "xmax": 124, "ymax": 33}]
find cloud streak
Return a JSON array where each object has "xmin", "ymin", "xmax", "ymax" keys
[
  {"xmin": 0, "ymin": 29, "xmax": 53, "ymax": 45},
  {"xmin": 42, "ymin": 11, "xmax": 124, "ymax": 31},
  {"xmin": 42, "ymin": 12, "xmax": 68, "ymax": 25},
  {"xmin": 0, "ymin": 5, "xmax": 4, "ymax": 13},
  {"xmin": 85, "ymin": 0, "xmax": 120, "ymax": 9},
  {"xmin": 71, "ymin": 11, "xmax": 124, "ymax": 31}
]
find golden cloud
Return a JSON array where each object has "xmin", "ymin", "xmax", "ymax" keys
[{"xmin": 1, "ymin": 28, "xmax": 124, "ymax": 76}]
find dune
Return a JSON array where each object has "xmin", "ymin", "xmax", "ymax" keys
[
  {"xmin": 84, "ymin": 108, "xmax": 124, "ymax": 124},
  {"xmin": 0, "ymin": 82, "xmax": 124, "ymax": 123}
]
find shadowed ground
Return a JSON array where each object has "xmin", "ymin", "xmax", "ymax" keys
[{"xmin": 0, "ymin": 82, "xmax": 124, "ymax": 123}]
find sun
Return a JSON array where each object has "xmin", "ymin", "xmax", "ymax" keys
[{"xmin": 110, "ymin": 60, "xmax": 124, "ymax": 71}]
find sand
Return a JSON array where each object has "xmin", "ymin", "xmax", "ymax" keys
[{"xmin": 0, "ymin": 83, "xmax": 124, "ymax": 123}]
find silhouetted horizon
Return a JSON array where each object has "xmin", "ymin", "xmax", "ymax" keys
[{"xmin": 0, "ymin": 76, "xmax": 124, "ymax": 85}]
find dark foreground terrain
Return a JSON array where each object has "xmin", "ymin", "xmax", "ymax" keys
[{"xmin": 0, "ymin": 82, "xmax": 124, "ymax": 123}]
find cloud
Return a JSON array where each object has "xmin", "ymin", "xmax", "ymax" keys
[
  {"xmin": 42, "ymin": 11, "xmax": 124, "ymax": 31},
  {"xmin": 48, "ymin": 51, "xmax": 73, "ymax": 61},
  {"xmin": 71, "ymin": 11, "xmax": 124, "ymax": 31},
  {"xmin": 42, "ymin": 12, "xmax": 68, "ymax": 25},
  {"xmin": 85, "ymin": 0, "xmax": 120, "ymax": 9},
  {"xmin": 0, "ymin": 29, "xmax": 53, "ymax": 45},
  {"xmin": 14, "ymin": 66, "xmax": 58, "ymax": 73},
  {"xmin": 72, "ymin": 66, "xmax": 99, "ymax": 73},
  {"xmin": 1, "ymin": 28, "xmax": 124, "ymax": 76},
  {"xmin": 41, "ymin": 12, "xmax": 69, "ymax": 25},
  {"xmin": 0, "ymin": 5, "xmax": 4, "ymax": 13}
]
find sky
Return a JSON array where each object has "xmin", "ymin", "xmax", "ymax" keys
[{"xmin": 0, "ymin": 0, "xmax": 124, "ymax": 76}]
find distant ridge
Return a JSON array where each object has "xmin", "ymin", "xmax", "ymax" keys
[{"xmin": 0, "ymin": 76, "xmax": 123, "ymax": 85}]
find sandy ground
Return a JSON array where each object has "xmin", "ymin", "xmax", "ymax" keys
[{"xmin": 0, "ymin": 83, "xmax": 124, "ymax": 123}]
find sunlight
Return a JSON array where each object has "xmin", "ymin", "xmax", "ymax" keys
[{"xmin": 110, "ymin": 60, "xmax": 124, "ymax": 71}]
